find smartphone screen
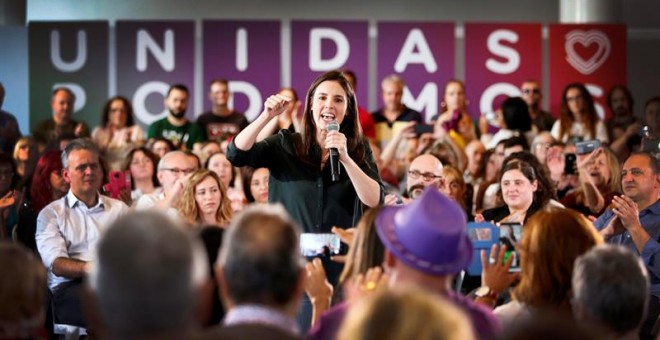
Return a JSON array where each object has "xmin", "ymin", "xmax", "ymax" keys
[
  {"xmin": 498, "ymin": 222, "xmax": 523, "ymax": 272},
  {"xmin": 564, "ymin": 153, "xmax": 577, "ymax": 175},
  {"xmin": 300, "ymin": 233, "xmax": 341, "ymax": 257}
]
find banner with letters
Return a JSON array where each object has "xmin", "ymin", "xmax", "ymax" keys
[
  {"xmin": 464, "ymin": 23, "xmax": 542, "ymax": 119},
  {"xmin": 377, "ymin": 22, "xmax": 455, "ymax": 122},
  {"xmin": 290, "ymin": 20, "xmax": 369, "ymax": 109},
  {"xmin": 29, "ymin": 21, "xmax": 108, "ymax": 130},
  {"xmin": 549, "ymin": 24, "xmax": 626, "ymax": 119},
  {"xmin": 116, "ymin": 21, "xmax": 195, "ymax": 126},
  {"xmin": 202, "ymin": 20, "xmax": 281, "ymax": 122}
]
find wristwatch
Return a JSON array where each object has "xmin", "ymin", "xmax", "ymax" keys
[{"xmin": 475, "ymin": 286, "xmax": 498, "ymax": 299}]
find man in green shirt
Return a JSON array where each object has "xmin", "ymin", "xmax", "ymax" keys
[{"xmin": 147, "ymin": 84, "xmax": 204, "ymax": 151}]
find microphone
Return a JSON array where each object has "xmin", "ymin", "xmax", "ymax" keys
[{"xmin": 326, "ymin": 120, "xmax": 341, "ymax": 182}]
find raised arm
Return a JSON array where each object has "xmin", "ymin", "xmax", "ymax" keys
[{"xmin": 234, "ymin": 94, "xmax": 290, "ymax": 151}]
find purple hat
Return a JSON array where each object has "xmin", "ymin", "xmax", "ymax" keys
[{"xmin": 376, "ymin": 187, "xmax": 473, "ymax": 275}]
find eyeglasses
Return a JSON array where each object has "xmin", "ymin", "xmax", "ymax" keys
[
  {"xmin": 408, "ymin": 170, "xmax": 442, "ymax": 182},
  {"xmin": 522, "ymin": 88, "xmax": 540, "ymax": 95},
  {"xmin": 161, "ymin": 168, "xmax": 195, "ymax": 175}
]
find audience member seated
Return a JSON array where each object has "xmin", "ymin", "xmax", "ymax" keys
[
  {"xmin": 572, "ymin": 245, "xmax": 650, "ymax": 339},
  {"xmin": 177, "ymin": 169, "xmax": 233, "ymax": 229},
  {"xmin": 87, "ymin": 211, "xmax": 208, "ymax": 339},
  {"xmin": 35, "ymin": 139, "xmax": 129, "ymax": 328},
  {"xmin": 372, "ymin": 74, "xmax": 422, "ymax": 148},
  {"xmin": 312, "ymin": 188, "xmax": 499, "ymax": 339},
  {"xmin": 241, "ymin": 166, "xmax": 269, "ymax": 204},
  {"xmin": 341, "ymin": 69, "xmax": 376, "ymax": 141},
  {"xmin": 473, "ymin": 149, "xmax": 498, "ymax": 214},
  {"xmin": 15, "ymin": 151, "xmax": 69, "ymax": 253},
  {"xmin": 197, "ymin": 226, "xmax": 226, "ymax": 326},
  {"xmin": 0, "ymin": 152, "xmax": 18, "ymax": 240},
  {"xmin": 464, "ymin": 140, "xmax": 486, "ymax": 187},
  {"xmin": 477, "ymin": 207, "xmax": 602, "ymax": 331},
  {"xmin": 12, "ymin": 136, "xmax": 38, "ymax": 190},
  {"xmin": 205, "ymin": 204, "xmax": 305, "ymax": 339},
  {"xmin": 530, "ymin": 132, "xmax": 554, "ymax": 166},
  {"xmin": 593, "ymin": 151, "xmax": 660, "ymax": 338},
  {"xmin": 91, "ymin": 96, "xmax": 146, "ymax": 171},
  {"xmin": 134, "ymin": 150, "xmax": 195, "ymax": 215},
  {"xmin": 642, "ymin": 97, "xmax": 660, "ymax": 153},
  {"xmin": 32, "ymin": 87, "xmax": 90, "ymax": 150},
  {"xmin": 431, "ymin": 79, "xmax": 476, "ymax": 149},
  {"xmin": 198, "ymin": 140, "xmax": 221, "ymax": 165},
  {"xmin": 384, "ymin": 154, "xmax": 443, "ymax": 205},
  {"xmin": 502, "ymin": 151, "xmax": 560, "ymax": 207},
  {"xmin": 257, "ymin": 87, "xmax": 302, "ymax": 141},
  {"xmin": 440, "ymin": 164, "xmax": 473, "ymax": 220},
  {"xmin": 206, "ymin": 152, "xmax": 246, "ymax": 212},
  {"xmin": 607, "ymin": 85, "xmax": 642, "ymax": 162},
  {"xmin": 196, "ymin": 79, "xmax": 249, "ymax": 143},
  {"xmin": 149, "ymin": 137, "xmax": 175, "ymax": 158},
  {"xmin": 520, "ymin": 80, "xmax": 555, "ymax": 132},
  {"xmin": 482, "ymin": 97, "xmax": 534, "ymax": 150},
  {"xmin": 123, "ymin": 146, "xmax": 161, "ymax": 202},
  {"xmin": 0, "ymin": 82, "xmax": 22, "ymax": 154},
  {"xmin": 306, "ymin": 207, "xmax": 385, "ymax": 333},
  {"xmin": 502, "ymin": 135, "xmax": 529, "ymax": 158},
  {"xmin": 551, "ymin": 83, "xmax": 608, "ymax": 143},
  {"xmin": 561, "ymin": 147, "xmax": 620, "ymax": 217},
  {"xmin": 477, "ymin": 160, "xmax": 552, "ymax": 224},
  {"xmin": 0, "ymin": 242, "xmax": 48, "ymax": 339},
  {"xmin": 337, "ymin": 286, "xmax": 475, "ymax": 340},
  {"xmin": 147, "ymin": 84, "xmax": 205, "ymax": 151}
]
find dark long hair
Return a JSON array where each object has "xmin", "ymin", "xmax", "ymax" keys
[
  {"xmin": 30, "ymin": 151, "xmax": 64, "ymax": 212},
  {"xmin": 101, "ymin": 96, "xmax": 135, "ymax": 128},
  {"xmin": 295, "ymin": 71, "xmax": 365, "ymax": 167},
  {"xmin": 123, "ymin": 147, "xmax": 160, "ymax": 190},
  {"xmin": 500, "ymin": 160, "xmax": 552, "ymax": 221},
  {"xmin": 559, "ymin": 83, "xmax": 599, "ymax": 141}
]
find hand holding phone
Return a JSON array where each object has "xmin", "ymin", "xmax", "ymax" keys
[{"xmin": 103, "ymin": 171, "xmax": 131, "ymax": 199}]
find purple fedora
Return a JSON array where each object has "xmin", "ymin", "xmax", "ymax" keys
[{"xmin": 376, "ymin": 187, "xmax": 472, "ymax": 275}]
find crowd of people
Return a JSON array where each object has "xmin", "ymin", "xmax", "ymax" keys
[{"xmin": 0, "ymin": 72, "xmax": 659, "ymax": 339}]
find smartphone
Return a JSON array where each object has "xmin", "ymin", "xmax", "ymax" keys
[
  {"xmin": 300, "ymin": 233, "xmax": 341, "ymax": 257},
  {"xmin": 103, "ymin": 170, "xmax": 131, "ymax": 199},
  {"xmin": 414, "ymin": 124, "xmax": 434, "ymax": 135},
  {"xmin": 564, "ymin": 153, "xmax": 577, "ymax": 175},
  {"xmin": 498, "ymin": 222, "xmax": 523, "ymax": 273},
  {"xmin": 575, "ymin": 140, "xmax": 601, "ymax": 155}
]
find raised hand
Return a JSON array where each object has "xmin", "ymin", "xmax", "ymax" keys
[{"xmin": 264, "ymin": 94, "xmax": 291, "ymax": 119}]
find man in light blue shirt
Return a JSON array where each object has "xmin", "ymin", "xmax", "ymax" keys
[
  {"xmin": 36, "ymin": 139, "xmax": 129, "ymax": 328},
  {"xmin": 594, "ymin": 152, "xmax": 660, "ymax": 338}
]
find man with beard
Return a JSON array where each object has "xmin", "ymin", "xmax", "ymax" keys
[
  {"xmin": 594, "ymin": 152, "xmax": 660, "ymax": 339},
  {"xmin": 607, "ymin": 85, "xmax": 643, "ymax": 161},
  {"xmin": 32, "ymin": 87, "xmax": 90, "ymax": 150},
  {"xmin": 385, "ymin": 153, "xmax": 443, "ymax": 205},
  {"xmin": 148, "ymin": 84, "xmax": 205, "ymax": 151}
]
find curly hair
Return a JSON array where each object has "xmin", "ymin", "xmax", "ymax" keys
[{"xmin": 178, "ymin": 170, "xmax": 232, "ymax": 227}]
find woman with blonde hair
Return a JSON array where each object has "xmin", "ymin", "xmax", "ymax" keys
[
  {"xmin": 338, "ymin": 286, "xmax": 474, "ymax": 340},
  {"xmin": 178, "ymin": 169, "xmax": 232, "ymax": 228},
  {"xmin": 478, "ymin": 207, "xmax": 603, "ymax": 329}
]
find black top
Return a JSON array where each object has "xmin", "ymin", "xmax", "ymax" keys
[
  {"xmin": 227, "ymin": 130, "xmax": 384, "ymax": 234},
  {"xmin": 371, "ymin": 106, "xmax": 422, "ymax": 125},
  {"xmin": 227, "ymin": 130, "xmax": 384, "ymax": 285},
  {"xmin": 196, "ymin": 111, "xmax": 249, "ymax": 141}
]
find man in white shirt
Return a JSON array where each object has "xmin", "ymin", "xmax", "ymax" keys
[{"xmin": 36, "ymin": 139, "xmax": 129, "ymax": 328}]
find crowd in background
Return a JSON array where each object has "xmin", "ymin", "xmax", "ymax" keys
[{"xmin": 0, "ymin": 71, "xmax": 659, "ymax": 340}]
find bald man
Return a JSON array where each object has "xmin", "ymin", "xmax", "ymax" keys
[{"xmin": 385, "ymin": 153, "xmax": 443, "ymax": 205}]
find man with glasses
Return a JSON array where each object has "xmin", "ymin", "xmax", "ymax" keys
[
  {"xmin": 35, "ymin": 139, "xmax": 129, "ymax": 329},
  {"xmin": 385, "ymin": 153, "xmax": 443, "ymax": 205},
  {"xmin": 520, "ymin": 80, "xmax": 554, "ymax": 132},
  {"xmin": 135, "ymin": 150, "xmax": 197, "ymax": 214}
]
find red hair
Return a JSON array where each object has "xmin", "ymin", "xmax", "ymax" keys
[{"xmin": 30, "ymin": 151, "xmax": 64, "ymax": 212}]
